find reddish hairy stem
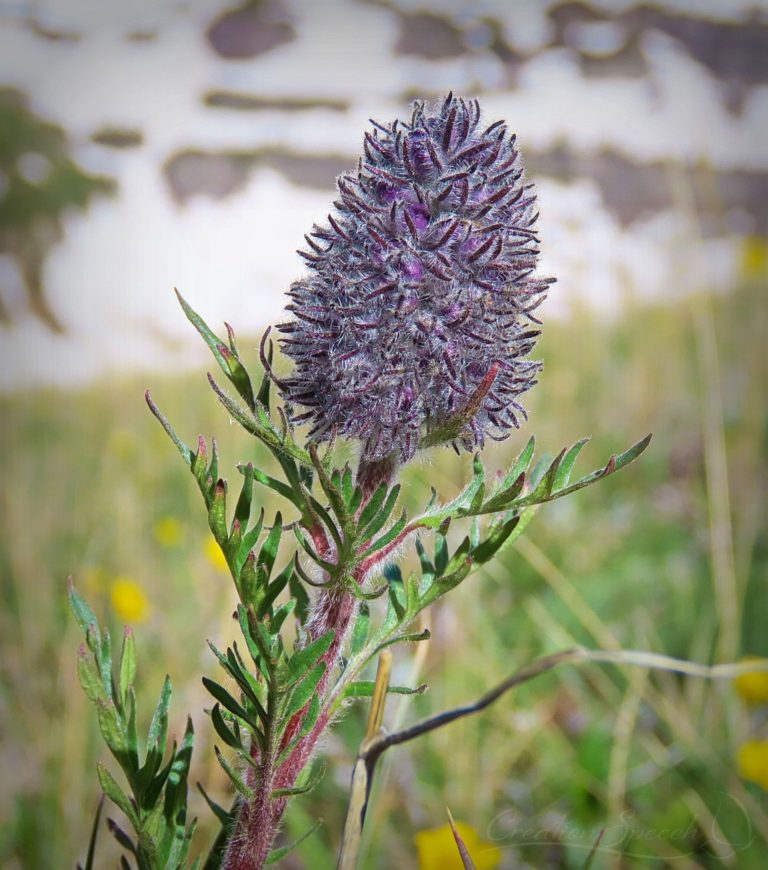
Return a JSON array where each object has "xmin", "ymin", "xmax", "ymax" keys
[
  {"xmin": 223, "ymin": 753, "xmax": 276, "ymax": 870},
  {"xmin": 223, "ymin": 457, "xmax": 399, "ymax": 868}
]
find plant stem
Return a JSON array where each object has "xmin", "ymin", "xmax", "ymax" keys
[{"xmin": 220, "ymin": 455, "xmax": 400, "ymax": 868}]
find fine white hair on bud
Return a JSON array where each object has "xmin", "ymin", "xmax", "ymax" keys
[{"xmin": 277, "ymin": 94, "xmax": 554, "ymax": 463}]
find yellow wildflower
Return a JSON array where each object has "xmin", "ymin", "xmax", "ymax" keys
[
  {"xmin": 110, "ymin": 577, "xmax": 150, "ymax": 623},
  {"xmin": 205, "ymin": 536, "xmax": 229, "ymax": 573},
  {"xmin": 154, "ymin": 516, "xmax": 183, "ymax": 548},
  {"xmin": 734, "ymin": 657, "xmax": 768, "ymax": 704},
  {"xmin": 737, "ymin": 740, "xmax": 768, "ymax": 790},
  {"xmin": 415, "ymin": 820, "xmax": 502, "ymax": 870},
  {"xmin": 740, "ymin": 235, "xmax": 768, "ymax": 281}
]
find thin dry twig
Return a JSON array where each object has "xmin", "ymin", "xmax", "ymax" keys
[{"xmin": 336, "ymin": 647, "xmax": 768, "ymax": 869}]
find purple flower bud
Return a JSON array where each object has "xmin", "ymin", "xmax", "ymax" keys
[{"xmin": 278, "ymin": 94, "xmax": 554, "ymax": 462}]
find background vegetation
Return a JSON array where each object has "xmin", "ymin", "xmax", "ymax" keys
[{"xmin": 2, "ymin": 258, "xmax": 766, "ymax": 867}]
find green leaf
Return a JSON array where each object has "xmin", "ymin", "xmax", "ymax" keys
[
  {"xmin": 501, "ymin": 436, "xmax": 535, "ymax": 489},
  {"xmin": 286, "ymin": 630, "xmax": 335, "ymax": 686},
  {"xmin": 340, "ymin": 681, "xmax": 428, "ymax": 699},
  {"xmin": 106, "ymin": 818, "xmax": 138, "ymax": 857},
  {"xmin": 434, "ymin": 534, "xmax": 449, "ymax": 577},
  {"xmin": 444, "ymin": 536, "xmax": 471, "ymax": 576},
  {"xmin": 271, "ymin": 599, "xmax": 296, "ymax": 640},
  {"xmin": 118, "ymin": 628, "xmax": 136, "ymax": 710},
  {"xmin": 144, "ymin": 391, "xmax": 194, "ymax": 465},
  {"xmin": 349, "ymin": 605, "xmax": 370, "ymax": 657},
  {"xmin": 249, "ymin": 465, "xmax": 296, "ymax": 504},
  {"xmin": 97, "ymin": 626, "xmax": 113, "ymax": 697},
  {"xmin": 303, "ymin": 493, "xmax": 343, "ymax": 552},
  {"xmin": 387, "ymin": 576, "xmax": 406, "ymax": 622},
  {"xmin": 515, "ymin": 433, "xmax": 653, "ymax": 508},
  {"xmin": 341, "ymin": 466, "xmax": 354, "ymax": 505},
  {"xmin": 357, "ymin": 482, "xmax": 388, "ymax": 530},
  {"xmin": 68, "ymin": 580, "xmax": 99, "ymax": 638},
  {"xmin": 277, "ymin": 692, "xmax": 323, "ymax": 768},
  {"xmin": 560, "ymin": 433, "xmax": 652, "ymax": 496},
  {"xmin": 208, "ymin": 480, "xmax": 228, "ymax": 545},
  {"xmin": 166, "ymin": 716, "xmax": 194, "ymax": 794},
  {"xmin": 257, "ymin": 330, "xmax": 274, "ymax": 409},
  {"xmin": 283, "ymin": 662, "xmax": 326, "ymax": 722},
  {"xmin": 241, "ymin": 508, "xmax": 265, "ymax": 555},
  {"xmin": 289, "ymin": 571, "xmax": 310, "ymax": 625},
  {"xmin": 258, "ymin": 560, "xmax": 293, "ymax": 618},
  {"xmin": 97, "ymin": 763, "xmax": 139, "ymax": 828},
  {"xmin": 175, "ymin": 289, "xmax": 228, "ymax": 373},
  {"xmin": 125, "ymin": 689, "xmax": 139, "ymax": 764},
  {"xmin": 310, "ymin": 447, "xmax": 348, "ymax": 523},
  {"xmin": 81, "ymin": 795, "xmax": 104, "ymax": 870},
  {"xmin": 348, "ymin": 484, "xmax": 363, "ymax": 515},
  {"xmin": 233, "ymin": 462, "xmax": 254, "ymax": 530},
  {"xmin": 418, "ymin": 456, "xmax": 485, "ymax": 526},
  {"xmin": 553, "ymin": 438, "xmax": 589, "ymax": 490},
  {"xmin": 210, "ymin": 704, "xmax": 243, "ymax": 751},
  {"xmin": 293, "ymin": 525, "xmax": 337, "ymax": 572},
  {"xmin": 469, "ymin": 516, "xmax": 481, "ymax": 548},
  {"xmin": 236, "ymin": 605, "xmax": 263, "ymax": 667},
  {"xmin": 470, "ymin": 516, "xmax": 521, "ymax": 564},
  {"xmin": 197, "ymin": 783, "xmax": 233, "ymax": 828},
  {"xmin": 302, "ymin": 691, "xmax": 323, "ymax": 732},
  {"xmin": 265, "ymin": 819, "xmax": 322, "ymax": 865},
  {"xmin": 217, "ymin": 342, "xmax": 256, "ymax": 412},
  {"xmin": 367, "ymin": 627, "xmax": 431, "ymax": 660},
  {"xmin": 361, "ymin": 510, "xmax": 407, "ymax": 557},
  {"xmin": 207, "ymin": 373, "xmax": 267, "ymax": 440},
  {"xmin": 175, "ymin": 289, "xmax": 256, "ymax": 410},
  {"xmin": 147, "ymin": 676, "xmax": 172, "ymax": 760},
  {"xmin": 271, "ymin": 763, "xmax": 325, "ymax": 799},
  {"xmin": 359, "ymin": 485, "xmax": 402, "ymax": 540},
  {"xmin": 257, "ymin": 513, "xmax": 283, "ymax": 582},
  {"xmin": 202, "ymin": 678, "xmax": 259, "ymax": 731},
  {"xmin": 224, "ymin": 645, "xmax": 269, "ymax": 724},
  {"xmin": 468, "ymin": 454, "xmax": 486, "ymax": 513},
  {"xmin": 214, "ymin": 747, "xmax": 254, "ymax": 800},
  {"xmin": 77, "ymin": 645, "xmax": 106, "ymax": 703},
  {"xmin": 96, "ymin": 699, "xmax": 126, "ymax": 756}
]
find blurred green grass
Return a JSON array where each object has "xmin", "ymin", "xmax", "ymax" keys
[{"xmin": 1, "ymin": 277, "xmax": 766, "ymax": 869}]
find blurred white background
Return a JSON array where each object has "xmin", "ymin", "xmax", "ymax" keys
[{"xmin": 1, "ymin": 0, "xmax": 766, "ymax": 388}]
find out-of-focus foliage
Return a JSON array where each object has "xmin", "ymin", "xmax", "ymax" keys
[
  {"xmin": 0, "ymin": 88, "xmax": 114, "ymax": 329},
  {"xmin": 1, "ymin": 278, "xmax": 766, "ymax": 868}
]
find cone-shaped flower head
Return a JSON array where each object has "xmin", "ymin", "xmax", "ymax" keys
[{"xmin": 278, "ymin": 94, "xmax": 554, "ymax": 462}]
